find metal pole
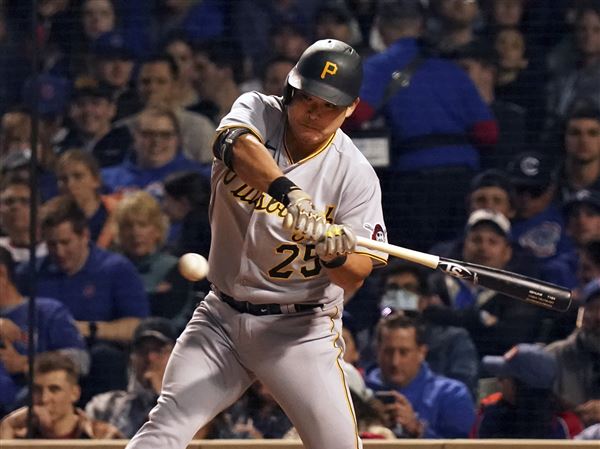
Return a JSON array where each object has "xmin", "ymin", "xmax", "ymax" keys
[{"xmin": 26, "ymin": 0, "xmax": 40, "ymax": 438}]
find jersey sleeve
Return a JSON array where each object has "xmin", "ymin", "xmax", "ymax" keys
[
  {"xmin": 217, "ymin": 91, "xmax": 281, "ymax": 143},
  {"xmin": 334, "ymin": 154, "xmax": 388, "ymax": 266}
]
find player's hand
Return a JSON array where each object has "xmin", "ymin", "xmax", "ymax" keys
[
  {"xmin": 316, "ymin": 224, "xmax": 357, "ymax": 262},
  {"xmin": 282, "ymin": 189, "xmax": 326, "ymax": 241}
]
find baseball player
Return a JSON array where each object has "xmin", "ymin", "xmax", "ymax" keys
[{"xmin": 125, "ymin": 39, "xmax": 388, "ymax": 449}]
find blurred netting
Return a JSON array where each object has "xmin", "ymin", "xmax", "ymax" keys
[{"xmin": 0, "ymin": 0, "xmax": 599, "ymax": 441}]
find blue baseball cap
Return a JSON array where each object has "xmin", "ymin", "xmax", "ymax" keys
[
  {"xmin": 581, "ymin": 278, "xmax": 600, "ymax": 305},
  {"xmin": 482, "ymin": 343, "xmax": 557, "ymax": 389},
  {"xmin": 22, "ymin": 75, "xmax": 70, "ymax": 117},
  {"xmin": 563, "ymin": 189, "xmax": 600, "ymax": 217},
  {"xmin": 91, "ymin": 31, "xmax": 136, "ymax": 60}
]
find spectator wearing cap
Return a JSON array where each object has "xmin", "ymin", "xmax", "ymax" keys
[
  {"xmin": 0, "ymin": 107, "xmax": 59, "ymax": 201},
  {"xmin": 425, "ymin": 209, "xmax": 546, "ymax": 356},
  {"xmin": 507, "ymin": 151, "xmax": 575, "ymax": 262},
  {"xmin": 472, "ymin": 343, "xmax": 583, "ymax": 438},
  {"xmin": 91, "ymin": 31, "xmax": 139, "ymax": 121},
  {"xmin": 348, "ymin": 0, "xmax": 498, "ymax": 251},
  {"xmin": 547, "ymin": 279, "xmax": 600, "ymax": 427},
  {"xmin": 55, "ymin": 76, "xmax": 133, "ymax": 168},
  {"xmin": 555, "ymin": 105, "xmax": 600, "ymax": 200},
  {"xmin": 365, "ymin": 313, "xmax": 475, "ymax": 438},
  {"xmin": 85, "ymin": 317, "xmax": 179, "ymax": 438},
  {"xmin": 544, "ymin": 189, "xmax": 600, "ymax": 291},
  {"xmin": 431, "ymin": 169, "xmax": 517, "ymax": 258},
  {"xmin": 452, "ymin": 40, "xmax": 527, "ymax": 170},
  {"xmin": 116, "ymin": 54, "xmax": 215, "ymax": 166}
]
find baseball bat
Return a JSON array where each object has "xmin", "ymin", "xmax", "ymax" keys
[{"xmin": 355, "ymin": 236, "xmax": 572, "ymax": 312}]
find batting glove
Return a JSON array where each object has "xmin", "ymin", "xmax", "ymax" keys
[
  {"xmin": 316, "ymin": 224, "xmax": 357, "ymax": 264},
  {"xmin": 283, "ymin": 190, "xmax": 327, "ymax": 242}
]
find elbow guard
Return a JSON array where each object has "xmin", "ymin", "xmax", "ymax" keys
[{"xmin": 213, "ymin": 127, "xmax": 253, "ymax": 170}]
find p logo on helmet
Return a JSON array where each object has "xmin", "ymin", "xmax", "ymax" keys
[{"xmin": 320, "ymin": 61, "xmax": 338, "ymax": 79}]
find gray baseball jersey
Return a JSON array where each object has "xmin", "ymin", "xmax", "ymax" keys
[
  {"xmin": 210, "ymin": 92, "xmax": 388, "ymax": 305},
  {"xmin": 125, "ymin": 92, "xmax": 388, "ymax": 449}
]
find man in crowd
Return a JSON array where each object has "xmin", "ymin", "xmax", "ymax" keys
[
  {"xmin": 0, "ymin": 247, "xmax": 87, "ymax": 415},
  {"xmin": 556, "ymin": 105, "xmax": 600, "ymax": 199},
  {"xmin": 547, "ymin": 278, "xmax": 600, "ymax": 427},
  {"xmin": 85, "ymin": 318, "xmax": 178, "ymax": 438},
  {"xmin": 0, "ymin": 353, "xmax": 122, "ymax": 439},
  {"xmin": 17, "ymin": 196, "xmax": 149, "ymax": 401},
  {"xmin": 117, "ymin": 54, "xmax": 215, "ymax": 165},
  {"xmin": 347, "ymin": 0, "xmax": 497, "ymax": 250},
  {"xmin": 366, "ymin": 313, "xmax": 475, "ymax": 438},
  {"xmin": 54, "ymin": 76, "xmax": 132, "ymax": 167},
  {"xmin": 425, "ymin": 209, "xmax": 545, "ymax": 355},
  {"xmin": 507, "ymin": 151, "xmax": 574, "ymax": 262},
  {"xmin": 0, "ymin": 174, "xmax": 47, "ymax": 263}
]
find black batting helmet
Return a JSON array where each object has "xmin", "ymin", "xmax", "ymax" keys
[{"xmin": 284, "ymin": 39, "xmax": 362, "ymax": 107}]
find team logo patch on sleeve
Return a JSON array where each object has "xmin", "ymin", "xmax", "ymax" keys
[{"xmin": 364, "ymin": 223, "xmax": 387, "ymax": 242}]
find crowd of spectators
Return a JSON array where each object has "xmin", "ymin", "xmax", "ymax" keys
[{"xmin": 0, "ymin": 0, "xmax": 599, "ymax": 442}]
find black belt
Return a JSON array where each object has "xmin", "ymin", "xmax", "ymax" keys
[{"xmin": 220, "ymin": 293, "xmax": 323, "ymax": 316}]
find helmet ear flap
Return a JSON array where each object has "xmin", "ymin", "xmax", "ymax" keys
[{"xmin": 282, "ymin": 75, "xmax": 295, "ymax": 105}]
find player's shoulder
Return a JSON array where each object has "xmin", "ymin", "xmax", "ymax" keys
[{"xmin": 232, "ymin": 91, "xmax": 284, "ymax": 113}]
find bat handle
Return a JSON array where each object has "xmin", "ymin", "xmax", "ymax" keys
[{"xmin": 355, "ymin": 236, "xmax": 440, "ymax": 269}]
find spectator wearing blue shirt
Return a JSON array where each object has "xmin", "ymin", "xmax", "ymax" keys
[
  {"xmin": 507, "ymin": 151, "xmax": 574, "ymax": 263},
  {"xmin": 0, "ymin": 247, "xmax": 87, "ymax": 415},
  {"xmin": 346, "ymin": 0, "xmax": 498, "ymax": 250},
  {"xmin": 17, "ymin": 196, "xmax": 150, "ymax": 402},
  {"xmin": 365, "ymin": 313, "xmax": 475, "ymax": 438},
  {"xmin": 103, "ymin": 106, "xmax": 210, "ymax": 197}
]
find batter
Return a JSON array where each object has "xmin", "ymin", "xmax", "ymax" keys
[{"xmin": 125, "ymin": 39, "xmax": 388, "ymax": 449}]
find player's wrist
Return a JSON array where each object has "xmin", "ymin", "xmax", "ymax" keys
[{"xmin": 268, "ymin": 176, "xmax": 304, "ymax": 207}]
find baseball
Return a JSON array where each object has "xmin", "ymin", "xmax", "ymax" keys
[{"xmin": 178, "ymin": 253, "xmax": 209, "ymax": 281}]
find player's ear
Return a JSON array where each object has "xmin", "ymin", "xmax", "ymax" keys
[{"xmin": 344, "ymin": 98, "xmax": 360, "ymax": 118}]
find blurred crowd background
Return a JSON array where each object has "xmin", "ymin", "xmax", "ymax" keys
[{"xmin": 0, "ymin": 0, "xmax": 599, "ymax": 442}]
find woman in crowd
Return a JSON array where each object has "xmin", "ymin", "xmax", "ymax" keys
[{"xmin": 114, "ymin": 190, "xmax": 195, "ymax": 332}]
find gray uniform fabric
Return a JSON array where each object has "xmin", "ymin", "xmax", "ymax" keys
[{"xmin": 125, "ymin": 91, "xmax": 388, "ymax": 449}]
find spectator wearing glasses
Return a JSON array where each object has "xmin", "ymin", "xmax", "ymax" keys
[
  {"xmin": 507, "ymin": 151, "xmax": 574, "ymax": 263},
  {"xmin": 0, "ymin": 174, "xmax": 48, "ymax": 263},
  {"xmin": 102, "ymin": 106, "xmax": 207, "ymax": 197}
]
